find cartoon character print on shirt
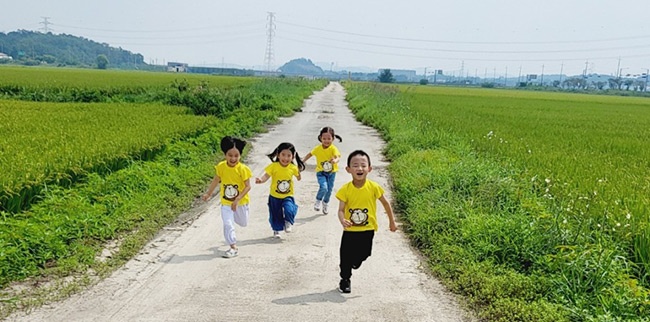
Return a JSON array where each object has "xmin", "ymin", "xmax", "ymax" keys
[
  {"xmin": 321, "ymin": 160, "xmax": 333, "ymax": 172},
  {"xmin": 275, "ymin": 180, "xmax": 291, "ymax": 194},
  {"xmin": 349, "ymin": 208, "xmax": 369, "ymax": 226},
  {"xmin": 222, "ymin": 184, "xmax": 239, "ymax": 201}
]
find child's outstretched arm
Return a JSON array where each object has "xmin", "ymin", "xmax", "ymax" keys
[
  {"xmin": 301, "ymin": 152, "xmax": 313, "ymax": 163},
  {"xmin": 202, "ymin": 175, "xmax": 221, "ymax": 201},
  {"xmin": 255, "ymin": 173, "xmax": 270, "ymax": 184},
  {"xmin": 378, "ymin": 195, "xmax": 397, "ymax": 232}
]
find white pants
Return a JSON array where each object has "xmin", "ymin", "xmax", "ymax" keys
[{"xmin": 221, "ymin": 204, "xmax": 249, "ymax": 246}]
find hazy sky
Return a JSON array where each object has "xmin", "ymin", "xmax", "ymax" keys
[{"xmin": 2, "ymin": 0, "xmax": 649, "ymax": 77}]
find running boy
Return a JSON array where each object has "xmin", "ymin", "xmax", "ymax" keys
[
  {"xmin": 202, "ymin": 136, "xmax": 252, "ymax": 258},
  {"xmin": 335, "ymin": 150, "xmax": 397, "ymax": 293},
  {"xmin": 301, "ymin": 126, "xmax": 343, "ymax": 214}
]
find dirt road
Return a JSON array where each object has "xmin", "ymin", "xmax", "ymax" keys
[{"xmin": 8, "ymin": 82, "xmax": 471, "ymax": 322}]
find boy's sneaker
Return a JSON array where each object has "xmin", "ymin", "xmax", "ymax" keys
[
  {"xmin": 314, "ymin": 200, "xmax": 322, "ymax": 211},
  {"xmin": 223, "ymin": 248, "xmax": 238, "ymax": 258},
  {"xmin": 322, "ymin": 202, "xmax": 329, "ymax": 214},
  {"xmin": 338, "ymin": 279, "xmax": 351, "ymax": 293},
  {"xmin": 273, "ymin": 230, "xmax": 282, "ymax": 239},
  {"xmin": 284, "ymin": 221, "xmax": 293, "ymax": 233}
]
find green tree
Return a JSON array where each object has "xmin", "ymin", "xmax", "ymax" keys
[
  {"xmin": 96, "ymin": 54, "xmax": 109, "ymax": 69},
  {"xmin": 378, "ymin": 69, "xmax": 394, "ymax": 83}
]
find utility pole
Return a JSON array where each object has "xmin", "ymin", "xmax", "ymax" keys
[
  {"xmin": 559, "ymin": 62, "xmax": 564, "ymax": 84},
  {"xmin": 644, "ymin": 68, "xmax": 649, "ymax": 92},
  {"xmin": 517, "ymin": 65, "xmax": 522, "ymax": 84},
  {"xmin": 39, "ymin": 17, "xmax": 52, "ymax": 33},
  {"xmin": 263, "ymin": 12, "xmax": 276, "ymax": 73},
  {"xmin": 460, "ymin": 61, "xmax": 464, "ymax": 82},
  {"xmin": 616, "ymin": 57, "xmax": 621, "ymax": 78},
  {"xmin": 540, "ymin": 64, "xmax": 545, "ymax": 86},
  {"xmin": 504, "ymin": 66, "xmax": 508, "ymax": 87}
]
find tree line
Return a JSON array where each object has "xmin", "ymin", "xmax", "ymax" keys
[{"xmin": 0, "ymin": 30, "xmax": 145, "ymax": 69}]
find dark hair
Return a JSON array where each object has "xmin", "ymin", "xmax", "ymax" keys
[
  {"xmin": 317, "ymin": 126, "xmax": 343, "ymax": 143},
  {"xmin": 347, "ymin": 150, "xmax": 371, "ymax": 167},
  {"xmin": 266, "ymin": 142, "xmax": 306, "ymax": 171},
  {"xmin": 220, "ymin": 136, "xmax": 246, "ymax": 154}
]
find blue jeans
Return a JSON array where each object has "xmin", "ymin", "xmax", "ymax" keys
[
  {"xmin": 316, "ymin": 171, "xmax": 337, "ymax": 204},
  {"xmin": 267, "ymin": 195, "xmax": 298, "ymax": 232}
]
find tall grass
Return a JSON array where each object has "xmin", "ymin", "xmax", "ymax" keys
[
  {"xmin": 0, "ymin": 100, "xmax": 213, "ymax": 213},
  {"xmin": 345, "ymin": 82, "xmax": 650, "ymax": 321}
]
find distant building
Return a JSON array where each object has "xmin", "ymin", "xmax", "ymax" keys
[
  {"xmin": 167, "ymin": 62, "xmax": 188, "ymax": 72},
  {"xmin": 0, "ymin": 52, "xmax": 13, "ymax": 60},
  {"xmin": 379, "ymin": 69, "xmax": 417, "ymax": 82},
  {"xmin": 188, "ymin": 66, "xmax": 255, "ymax": 76}
]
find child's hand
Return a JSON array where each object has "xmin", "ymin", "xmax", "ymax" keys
[
  {"xmin": 201, "ymin": 193, "xmax": 210, "ymax": 201},
  {"xmin": 231, "ymin": 200, "xmax": 239, "ymax": 211},
  {"xmin": 255, "ymin": 178, "xmax": 262, "ymax": 184},
  {"xmin": 340, "ymin": 218, "xmax": 353, "ymax": 228},
  {"xmin": 389, "ymin": 221, "xmax": 397, "ymax": 232}
]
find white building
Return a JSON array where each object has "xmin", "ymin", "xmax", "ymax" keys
[{"xmin": 0, "ymin": 52, "xmax": 13, "ymax": 60}]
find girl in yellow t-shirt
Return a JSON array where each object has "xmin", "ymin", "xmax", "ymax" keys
[
  {"xmin": 202, "ymin": 136, "xmax": 253, "ymax": 258},
  {"xmin": 301, "ymin": 126, "xmax": 343, "ymax": 215},
  {"xmin": 255, "ymin": 142, "xmax": 306, "ymax": 238}
]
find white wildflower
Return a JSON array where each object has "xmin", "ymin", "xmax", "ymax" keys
[{"xmin": 626, "ymin": 213, "xmax": 631, "ymax": 220}]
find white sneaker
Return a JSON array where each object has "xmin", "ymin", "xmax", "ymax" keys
[
  {"xmin": 322, "ymin": 202, "xmax": 329, "ymax": 214},
  {"xmin": 273, "ymin": 230, "xmax": 282, "ymax": 239},
  {"xmin": 284, "ymin": 221, "xmax": 293, "ymax": 233},
  {"xmin": 223, "ymin": 248, "xmax": 238, "ymax": 258},
  {"xmin": 314, "ymin": 200, "xmax": 322, "ymax": 211}
]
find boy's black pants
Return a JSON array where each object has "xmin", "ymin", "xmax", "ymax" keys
[{"xmin": 339, "ymin": 230, "xmax": 375, "ymax": 280}]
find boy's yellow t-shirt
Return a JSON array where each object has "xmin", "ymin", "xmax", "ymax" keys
[
  {"xmin": 335, "ymin": 179, "xmax": 385, "ymax": 232},
  {"xmin": 264, "ymin": 162, "xmax": 300, "ymax": 199},
  {"xmin": 310, "ymin": 144, "xmax": 341, "ymax": 173},
  {"xmin": 215, "ymin": 161, "xmax": 252, "ymax": 206}
]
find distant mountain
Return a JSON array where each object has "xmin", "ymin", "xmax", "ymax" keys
[
  {"xmin": 278, "ymin": 58, "xmax": 324, "ymax": 75},
  {"xmin": 0, "ymin": 30, "xmax": 145, "ymax": 68}
]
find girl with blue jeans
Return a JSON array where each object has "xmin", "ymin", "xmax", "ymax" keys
[
  {"xmin": 302, "ymin": 126, "xmax": 343, "ymax": 214},
  {"xmin": 256, "ymin": 142, "xmax": 306, "ymax": 238}
]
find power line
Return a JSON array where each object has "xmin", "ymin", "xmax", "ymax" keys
[
  {"xmin": 279, "ymin": 29, "xmax": 650, "ymax": 55},
  {"xmin": 53, "ymin": 20, "xmax": 264, "ymax": 34},
  {"xmin": 276, "ymin": 20, "xmax": 650, "ymax": 45},
  {"xmin": 276, "ymin": 35, "xmax": 650, "ymax": 63}
]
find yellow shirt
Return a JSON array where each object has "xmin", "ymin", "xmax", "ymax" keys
[
  {"xmin": 310, "ymin": 144, "xmax": 341, "ymax": 173},
  {"xmin": 264, "ymin": 162, "xmax": 300, "ymax": 199},
  {"xmin": 335, "ymin": 179, "xmax": 385, "ymax": 231},
  {"xmin": 215, "ymin": 161, "xmax": 252, "ymax": 206}
]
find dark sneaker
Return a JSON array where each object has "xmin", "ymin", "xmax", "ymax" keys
[
  {"xmin": 338, "ymin": 279, "xmax": 351, "ymax": 293},
  {"xmin": 352, "ymin": 262, "xmax": 362, "ymax": 270}
]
